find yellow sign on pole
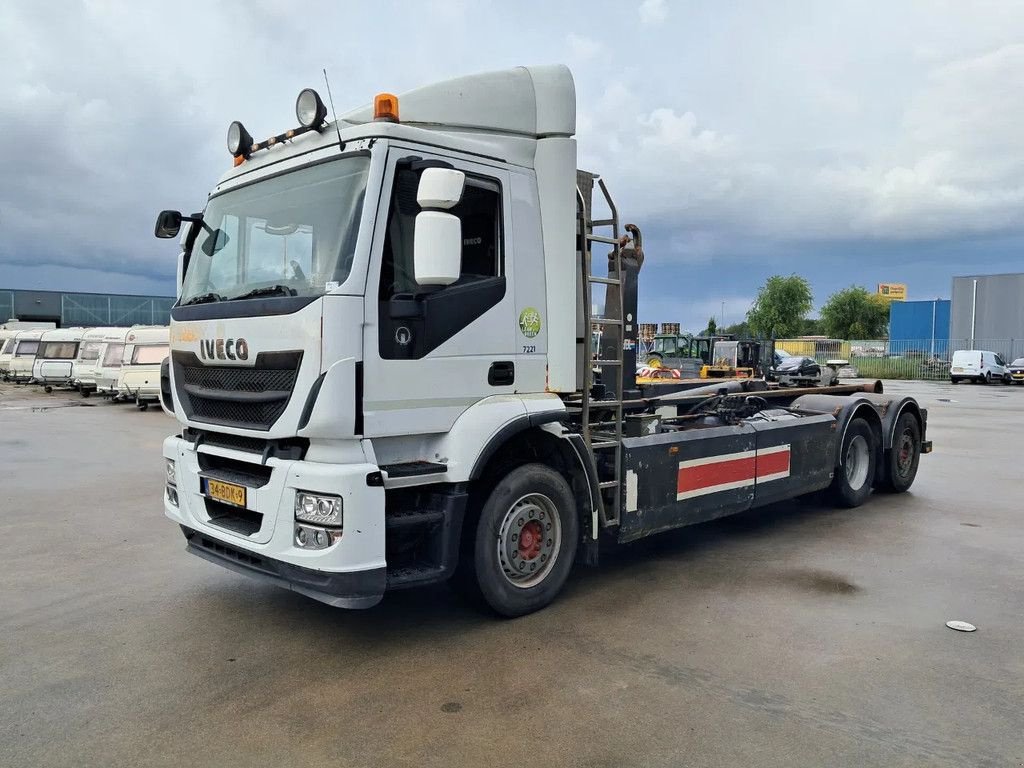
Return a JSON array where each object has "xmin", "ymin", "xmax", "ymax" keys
[{"xmin": 877, "ymin": 283, "xmax": 907, "ymax": 301}]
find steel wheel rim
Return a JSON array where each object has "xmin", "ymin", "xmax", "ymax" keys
[
  {"xmin": 896, "ymin": 428, "xmax": 915, "ymax": 477},
  {"xmin": 845, "ymin": 434, "xmax": 870, "ymax": 489},
  {"xmin": 497, "ymin": 493, "xmax": 561, "ymax": 589}
]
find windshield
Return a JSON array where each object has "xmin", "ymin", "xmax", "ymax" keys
[
  {"xmin": 130, "ymin": 344, "xmax": 169, "ymax": 365},
  {"xmin": 38, "ymin": 341, "xmax": 79, "ymax": 359},
  {"xmin": 180, "ymin": 155, "xmax": 370, "ymax": 305},
  {"xmin": 1012, "ymin": 358, "xmax": 1024, "ymax": 367},
  {"xmin": 102, "ymin": 343, "xmax": 124, "ymax": 367},
  {"xmin": 79, "ymin": 341, "xmax": 102, "ymax": 361}
]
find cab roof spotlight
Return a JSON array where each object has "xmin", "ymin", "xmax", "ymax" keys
[
  {"xmin": 227, "ymin": 120, "xmax": 253, "ymax": 159},
  {"xmin": 296, "ymin": 88, "xmax": 327, "ymax": 130}
]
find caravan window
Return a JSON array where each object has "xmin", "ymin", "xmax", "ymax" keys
[
  {"xmin": 1, "ymin": 338, "xmax": 15, "ymax": 354},
  {"xmin": 79, "ymin": 342, "xmax": 102, "ymax": 361},
  {"xmin": 102, "ymin": 343, "xmax": 125, "ymax": 367},
  {"xmin": 131, "ymin": 345, "xmax": 169, "ymax": 365},
  {"xmin": 16, "ymin": 340, "xmax": 40, "ymax": 357},
  {"xmin": 38, "ymin": 341, "xmax": 79, "ymax": 359}
]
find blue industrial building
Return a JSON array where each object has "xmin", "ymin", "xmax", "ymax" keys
[
  {"xmin": 889, "ymin": 299, "xmax": 950, "ymax": 356},
  {"xmin": 0, "ymin": 288, "xmax": 174, "ymax": 328}
]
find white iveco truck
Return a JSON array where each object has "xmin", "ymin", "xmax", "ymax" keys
[{"xmin": 157, "ymin": 65, "xmax": 929, "ymax": 616}]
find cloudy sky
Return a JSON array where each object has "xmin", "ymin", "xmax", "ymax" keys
[{"xmin": 1, "ymin": 0, "xmax": 1022, "ymax": 330}]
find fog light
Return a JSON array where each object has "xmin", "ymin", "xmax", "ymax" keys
[
  {"xmin": 295, "ymin": 523, "xmax": 341, "ymax": 550},
  {"xmin": 165, "ymin": 459, "xmax": 176, "ymax": 486},
  {"xmin": 166, "ymin": 485, "xmax": 179, "ymax": 507},
  {"xmin": 294, "ymin": 491, "xmax": 343, "ymax": 527}
]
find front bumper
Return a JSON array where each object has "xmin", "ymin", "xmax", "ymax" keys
[
  {"xmin": 163, "ymin": 434, "xmax": 387, "ymax": 607},
  {"xmin": 181, "ymin": 526, "xmax": 386, "ymax": 608}
]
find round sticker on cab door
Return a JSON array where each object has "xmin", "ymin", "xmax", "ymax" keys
[{"xmin": 519, "ymin": 307, "xmax": 542, "ymax": 338}]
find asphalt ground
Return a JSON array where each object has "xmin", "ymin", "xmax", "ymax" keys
[{"xmin": 1, "ymin": 379, "xmax": 1021, "ymax": 767}]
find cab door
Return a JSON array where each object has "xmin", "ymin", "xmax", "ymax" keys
[{"xmin": 362, "ymin": 148, "xmax": 516, "ymax": 437}]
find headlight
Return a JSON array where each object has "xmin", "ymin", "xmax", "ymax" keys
[
  {"xmin": 295, "ymin": 88, "xmax": 327, "ymax": 129},
  {"xmin": 294, "ymin": 491, "xmax": 343, "ymax": 527},
  {"xmin": 165, "ymin": 459, "xmax": 176, "ymax": 486}
]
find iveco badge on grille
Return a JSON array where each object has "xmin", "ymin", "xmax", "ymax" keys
[{"xmin": 198, "ymin": 337, "xmax": 249, "ymax": 361}]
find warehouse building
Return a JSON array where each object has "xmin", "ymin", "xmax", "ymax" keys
[
  {"xmin": 950, "ymin": 273, "xmax": 1024, "ymax": 359},
  {"xmin": 0, "ymin": 288, "xmax": 174, "ymax": 328},
  {"xmin": 888, "ymin": 299, "xmax": 951, "ymax": 356}
]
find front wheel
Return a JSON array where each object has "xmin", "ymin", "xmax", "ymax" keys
[
  {"xmin": 463, "ymin": 463, "xmax": 578, "ymax": 617},
  {"xmin": 831, "ymin": 419, "xmax": 876, "ymax": 508}
]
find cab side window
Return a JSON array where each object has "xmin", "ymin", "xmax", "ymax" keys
[{"xmin": 378, "ymin": 163, "xmax": 506, "ymax": 359}]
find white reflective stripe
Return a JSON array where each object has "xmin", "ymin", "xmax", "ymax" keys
[
  {"xmin": 677, "ymin": 477, "xmax": 753, "ymax": 501},
  {"xmin": 676, "ymin": 448, "xmax": 755, "ymax": 470},
  {"xmin": 626, "ymin": 469, "xmax": 638, "ymax": 512}
]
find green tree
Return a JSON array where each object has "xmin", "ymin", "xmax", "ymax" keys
[
  {"xmin": 819, "ymin": 286, "xmax": 890, "ymax": 339},
  {"xmin": 723, "ymin": 320, "xmax": 751, "ymax": 337},
  {"xmin": 704, "ymin": 316, "xmax": 718, "ymax": 336},
  {"xmin": 746, "ymin": 275, "xmax": 814, "ymax": 339}
]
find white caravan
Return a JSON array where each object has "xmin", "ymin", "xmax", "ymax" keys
[
  {"xmin": 33, "ymin": 328, "xmax": 87, "ymax": 391},
  {"xmin": 116, "ymin": 326, "xmax": 170, "ymax": 409},
  {"xmin": 94, "ymin": 327, "xmax": 132, "ymax": 396},
  {"xmin": 73, "ymin": 326, "xmax": 122, "ymax": 396},
  {"xmin": 7, "ymin": 329, "xmax": 46, "ymax": 383},
  {"xmin": 0, "ymin": 330, "xmax": 18, "ymax": 377}
]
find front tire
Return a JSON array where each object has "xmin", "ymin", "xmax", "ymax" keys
[
  {"xmin": 879, "ymin": 413, "xmax": 922, "ymax": 493},
  {"xmin": 831, "ymin": 419, "xmax": 876, "ymax": 508},
  {"xmin": 465, "ymin": 464, "xmax": 578, "ymax": 617}
]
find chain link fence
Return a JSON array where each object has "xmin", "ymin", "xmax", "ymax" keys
[{"xmin": 779, "ymin": 338, "xmax": 1024, "ymax": 381}]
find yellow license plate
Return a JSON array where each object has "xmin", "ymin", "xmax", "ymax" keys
[{"xmin": 206, "ymin": 479, "xmax": 246, "ymax": 507}]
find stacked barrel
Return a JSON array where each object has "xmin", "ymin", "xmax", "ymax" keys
[
  {"xmin": 660, "ymin": 322, "xmax": 681, "ymax": 336},
  {"xmin": 639, "ymin": 323, "xmax": 658, "ymax": 341}
]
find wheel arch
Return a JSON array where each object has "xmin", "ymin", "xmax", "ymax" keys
[{"xmin": 469, "ymin": 423, "xmax": 598, "ymax": 559}]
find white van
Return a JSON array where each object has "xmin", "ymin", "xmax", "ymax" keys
[
  {"xmin": 33, "ymin": 328, "xmax": 87, "ymax": 391},
  {"xmin": 116, "ymin": 326, "xmax": 170, "ymax": 409},
  {"xmin": 72, "ymin": 327, "xmax": 121, "ymax": 396},
  {"xmin": 6, "ymin": 329, "xmax": 46, "ymax": 383},
  {"xmin": 950, "ymin": 349, "xmax": 1010, "ymax": 384}
]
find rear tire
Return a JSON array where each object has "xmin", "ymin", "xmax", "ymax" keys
[
  {"xmin": 44, "ymin": 385, "xmax": 52, "ymax": 394},
  {"xmin": 460, "ymin": 463, "xmax": 578, "ymax": 617},
  {"xmin": 831, "ymin": 419, "xmax": 876, "ymax": 508},
  {"xmin": 950, "ymin": 377, "xmax": 959, "ymax": 384},
  {"xmin": 879, "ymin": 413, "xmax": 921, "ymax": 493}
]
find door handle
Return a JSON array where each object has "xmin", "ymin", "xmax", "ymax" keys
[{"xmin": 488, "ymin": 361, "xmax": 515, "ymax": 386}]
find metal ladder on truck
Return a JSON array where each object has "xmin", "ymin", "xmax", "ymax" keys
[{"xmin": 575, "ymin": 175, "xmax": 625, "ymax": 528}]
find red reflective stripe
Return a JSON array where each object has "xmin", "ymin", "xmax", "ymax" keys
[
  {"xmin": 677, "ymin": 456, "xmax": 756, "ymax": 494},
  {"xmin": 756, "ymin": 449, "xmax": 790, "ymax": 478}
]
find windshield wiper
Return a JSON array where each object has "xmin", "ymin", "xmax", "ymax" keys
[
  {"xmin": 228, "ymin": 284, "xmax": 298, "ymax": 301},
  {"xmin": 181, "ymin": 292, "xmax": 225, "ymax": 306}
]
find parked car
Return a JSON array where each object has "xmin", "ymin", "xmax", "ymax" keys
[
  {"xmin": 1008, "ymin": 357, "xmax": 1024, "ymax": 384},
  {"xmin": 950, "ymin": 349, "xmax": 1010, "ymax": 384}
]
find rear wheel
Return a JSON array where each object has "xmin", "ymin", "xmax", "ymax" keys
[
  {"xmin": 950, "ymin": 377, "xmax": 959, "ymax": 384},
  {"xmin": 831, "ymin": 419, "xmax": 876, "ymax": 508},
  {"xmin": 879, "ymin": 413, "xmax": 922, "ymax": 493},
  {"xmin": 44, "ymin": 385, "xmax": 52, "ymax": 394},
  {"xmin": 461, "ymin": 463, "xmax": 578, "ymax": 617}
]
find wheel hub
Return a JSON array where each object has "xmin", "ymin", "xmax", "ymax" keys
[{"xmin": 497, "ymin": 493, "xmax": 562, "ymax": 589}]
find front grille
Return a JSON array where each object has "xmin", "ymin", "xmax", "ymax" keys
[
  {"xmin": 204, "ymin": 498, "xmax": 263, "ymax": 537},
  {"xmin": 173, "ymin": 351, "xmax": 302, "ymax": 431}
]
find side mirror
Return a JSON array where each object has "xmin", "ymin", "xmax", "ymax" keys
[
  {"xmin": 413, "ymin": 168, "xmax": 465, "ymax": 286},
  {"xmin": 155, "ymin": 210, "xmax": 182, "ymax": 239}
]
